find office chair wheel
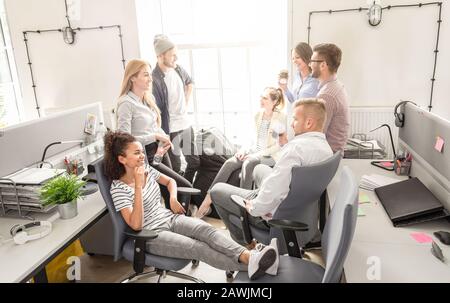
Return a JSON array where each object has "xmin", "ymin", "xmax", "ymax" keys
[
  {"xmin": 226, "ymin": 271, "xmax": 234, "ymax": 279},
  {"xmin": 192, "ymin": 259, "xmax": 200, "ymax": 267}
]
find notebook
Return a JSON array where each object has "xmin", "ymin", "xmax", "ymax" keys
[{"xmin": 374, "ymin": 177, "xmax": 449, "ymax": 227}]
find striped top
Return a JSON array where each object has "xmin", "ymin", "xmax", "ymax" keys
[
  {"xmin": 110, "ymin": 164, "xmax": 174, "ymax": 230},
  {"xmin": 256, "ymin": 118, "xmax": 271, "ymax": 152},
  {"xmin": 317, "ymin": 75, "xmax": 350, "ymax": 154}
]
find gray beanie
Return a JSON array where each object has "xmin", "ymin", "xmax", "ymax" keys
[{"xmin": 154, "ymin": 34, "xmax": 175, "ymax": 56}]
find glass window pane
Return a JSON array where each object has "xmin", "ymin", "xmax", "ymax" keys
[
  {"xmin": 221, "ymin": 47, "xmax": 248, "ymax": 89},
  {"xmin": 224, "ymin": 112, "xmax": 253, "ymax": 148},
  {"xmin": 223, "ymin": 89, "xmax": 250, "ymax": 112},
  {"xmin": 0, "ymin": 50, "xmax": 11, "ymax": 83},
  {"xmin": 0, "ymin": 83, "xmax": 18, "ymax": 127},
  {"xmin": 195, "ymin": 89, "xmax": 221, "ymax": 113},
  {"xmin": 192, "ymin": 49, "xmax": 218, "ymax": 88},
  {"xmin": 176, "ymin": 49, "xmax": 191, "ymax": 76},
  {"xmin": 196, "ymin": 112, "xmax": 224, "ymax": 134}
]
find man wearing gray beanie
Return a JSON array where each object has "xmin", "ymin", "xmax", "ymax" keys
[{"xmin": 152, "ymin": 34, "xmax": 200, "ymax": 183}]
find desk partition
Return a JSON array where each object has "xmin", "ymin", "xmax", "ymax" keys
[
  {"xmin": 0, "ymin": 103, "xmax": 104, "ymax": 177},
  {"xmin": 398, "ymin": 103, "xmax": 450, "ymax": 210}
]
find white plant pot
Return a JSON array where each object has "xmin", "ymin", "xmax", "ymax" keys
[{"xmin": 58, "ymin": 200, "xmax": 78, "ymax": 219}]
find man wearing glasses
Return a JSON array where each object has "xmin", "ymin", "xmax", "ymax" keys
[{"xmin": 309, "ymin": 43, "xmax": 350, "ymax": 155}]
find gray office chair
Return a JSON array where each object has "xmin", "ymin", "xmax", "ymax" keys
[
  {"xmin": 94, "ymin": 160, "xmax": 203, "ymax": 283},
  {"xmin": 230, "ymin": 152, "xmax": 341, "ymax": 256},
  {"xmin": 233, "ymin": 166, "xmax": 358, "ymax": 283}
]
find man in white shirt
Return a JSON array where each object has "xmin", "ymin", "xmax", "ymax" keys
[
  {"xmin": 152, "ymin": 35, "xmax": 199, "ymax": 182},
  {"xmin": 210, "ymin": 99, "xmax": 333, "ymax": 245}
]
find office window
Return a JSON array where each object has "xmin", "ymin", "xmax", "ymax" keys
[
  {"xmin": 0, "ymin": 0, "xmax": 22, "ymax": 128},
  {"xmin": 136, "ymin": 0, "xmax": 287, "ymax": 147}
]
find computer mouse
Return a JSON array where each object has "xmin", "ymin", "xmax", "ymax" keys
[{"xmin": 434, "ymin": 231, "xmax": 450, "ymax": 245}]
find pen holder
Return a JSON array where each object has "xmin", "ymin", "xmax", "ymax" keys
[{"xmin": 394, "ymin": 159, "xmax": 411, "ymax": 176}]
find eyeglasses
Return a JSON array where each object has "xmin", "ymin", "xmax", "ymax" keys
[{"xmin": 309, "ymin": 59, "xmax": 324, "ymax": 63}]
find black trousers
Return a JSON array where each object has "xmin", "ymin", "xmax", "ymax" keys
[{"xmin": 145, "ymin": 142, "xmax": 192, "ymax": 208}]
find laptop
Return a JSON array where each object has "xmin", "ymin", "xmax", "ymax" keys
[{"xmin": 374, "ymin": 177, "xmax": 449, "ymax": 227}]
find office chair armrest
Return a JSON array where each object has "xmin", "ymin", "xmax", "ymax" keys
[
  {"xmin": 124, "ymin": 228, "xmax": 158, "ymax": 240},
  {"xmin": 268, "ymin": 219, "xmax": 309, "ymax": 231},
  {"xmin": 178, "ymin": 187, "xmax": 202, "ymax": 196}
]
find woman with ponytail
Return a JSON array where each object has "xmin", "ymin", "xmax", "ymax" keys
[
  {"xmin": 196, "ymin": 87, "xmax": 288, "ymax": 218},
  {"xmin": 116, "ymin": 59, "xmax": 192, "ymax": 207}
]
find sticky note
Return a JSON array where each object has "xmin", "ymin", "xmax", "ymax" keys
[
  {"xmin": 357, "ymin": 208, "xmax": 366, "ymax": 217},
  {"xmin": 359, "ymin": 193, "xmax": 370, "ymax": 204},
  {"xmin": 434, "ymin": 136, "xmax": 444, "ymax": 153},
  {"xmin": 381, "ymin": 161, "xmax": 393, "ymax": 168},
  {"xmin": 410, "ymin": 232, "xmax": 433, "ymax": 244}
]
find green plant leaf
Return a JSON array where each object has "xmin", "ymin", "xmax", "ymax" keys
[{"xmin": 40, "ymin": 173, "xmax": 86, "ymax": 206}]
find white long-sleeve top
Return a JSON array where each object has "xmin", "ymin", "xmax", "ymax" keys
[
  {"xmin": 248, "ymin": 131, "xmax": 333, "ymax": 219},
  {"xmin": 116, "ymin": 91, "xmax": 166, "ymax": 146}
]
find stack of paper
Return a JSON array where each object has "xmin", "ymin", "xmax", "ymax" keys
[
  {"xmin": 344, "ymin": 139, "xmax": 387, "ymax": 159},
  {"xmin": 0, "ymin": 167, "xmax": 65, "ymax": 213},
  {"xmin": 360, "ymin": 174, "xmax": 402, "ymax": 191}
]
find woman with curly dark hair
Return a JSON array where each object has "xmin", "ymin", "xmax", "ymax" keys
[{"xmin": 103, "ymin": 130, "xmax": 279, "ymax": 280}]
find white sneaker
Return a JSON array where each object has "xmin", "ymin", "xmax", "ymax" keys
[
  {"xmin": 266, "ymin": 238, "xmax": 279, "ymax": 275},
  {"xmin": 248, "ymin": 244, "xmax": 276, "ymax": 280}
]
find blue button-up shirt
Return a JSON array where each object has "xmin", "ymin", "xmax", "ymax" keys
[{"xmin": 285, "ymin": 73, "xmax": 320, "ymax": 103}]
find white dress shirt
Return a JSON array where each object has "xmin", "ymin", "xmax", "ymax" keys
[{"xmin": 249, "ymin": 131, "xmax": 333, "ymax": 219}]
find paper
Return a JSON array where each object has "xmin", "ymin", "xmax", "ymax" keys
[
  {"xmin": 434, "ymin": 136, "xmax": 444, "ymax": 153},
  {"xmin": 359, "ymin": 193, "xmax": 371, "ymax": 204},
  {"xmin": 360, "ymin": 174, "xmax": 402, "ymax": 191},
  {"xmin": 358, "ymin": 208, "xmax": 366, "ymax": 217},
  {"xmin": 410, "ymin": 232, "xmax": 433, "ymax": 244}
]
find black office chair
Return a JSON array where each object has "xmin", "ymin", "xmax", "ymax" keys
[
  {"xmin": 94, "ymin": 160, "xmax": 203, "ymax": 283},
  {"xmin": 229, "ymin": 152, "xmax": 341, "ymax": 256}
]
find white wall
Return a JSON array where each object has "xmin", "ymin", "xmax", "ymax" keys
[
  {"xmin": 291, "ymin": 0, "xmax": 450, "ymax": 120},
  {"xmin": 5, "ymin": 0, "xmax": 140, "ymax": 121}
]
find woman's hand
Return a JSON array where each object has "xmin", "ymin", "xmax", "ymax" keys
[
  {"xmin": 134, "ymin": 166, "xmax": 146, "ymax": 188},
  {"xmin": 170, "ymin": 197, "xmax": 186, "ymax": 215},
  {"xmin": 235, "ymin": 152, "xmax": 248, "ymax": 161},
  {"xmin": 155, "ymin": 134, "xmax": 172, "ymax": 148}
]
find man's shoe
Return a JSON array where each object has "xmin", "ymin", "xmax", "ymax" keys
[
  {"xmin": 248, "ymin": 245, "xmax": 276, "ymax": 280},
  {"xmin": 265, "ymin": 238, "xmax": 279, "ymax": 275}
]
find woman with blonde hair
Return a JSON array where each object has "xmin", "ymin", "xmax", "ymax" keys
[
  {"xmin": 196, "ymin": 87, "xmax": 288, "ymax": 218},
  {"xmin": 116, "ymin": 59, "xmax": 192, "ymax": 207}
]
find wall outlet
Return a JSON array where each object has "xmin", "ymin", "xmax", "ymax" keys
[{"xmin": 66, "ymin": 0, "xmax": 81, "ymax": 21}]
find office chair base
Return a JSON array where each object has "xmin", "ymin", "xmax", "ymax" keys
[{"xmin": 122, "ymin": 269, "xmax": 204, "ymax": 283}]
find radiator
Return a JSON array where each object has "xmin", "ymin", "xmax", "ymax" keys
[{"xmin": 349, "ymin": 107, "xmax": 398, "ymax": 159}]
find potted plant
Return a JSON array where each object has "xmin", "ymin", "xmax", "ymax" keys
[{"xmin": 40, "ymin": 173, "xmax": 86, "ymax": 219}]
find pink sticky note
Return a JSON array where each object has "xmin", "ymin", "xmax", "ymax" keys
[
  {"xmin": 435, "ymin": 136, "xmax": 444, "ymax": 153},
  {"xmin": 410, "ymin": 232, "xmax": 433, "ymax": 243},
  {"xmin": 381, "ymin": 161, "xmax": 393, "ymax": 168}
]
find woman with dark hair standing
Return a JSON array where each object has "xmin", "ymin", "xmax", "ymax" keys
[
  {"xmin": 104, "ymin": 131, "xmax": 279, "ymax": 280},
  {"xmin": 279, "ymin": 42, "xmax": 320, "ymax": 102}
]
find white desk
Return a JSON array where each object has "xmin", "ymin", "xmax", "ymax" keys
[
  {"xmin": 328, "ymin": 159, "xmax": 450, "ymax": 283},
  {"xmin": 0, "ymin": 191, "xmax": 107, "ymax": 283}
]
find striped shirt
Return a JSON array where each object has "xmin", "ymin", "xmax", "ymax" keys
[
  {"xmin": 110, "ymin": 165, "xmax": 174, "ymax": 230},
  {"xmin": 317, "ymin": 75, "xmax": 350, "ymax": 154},
  {"xmin": 256, "ymin": 118, "xmax": 271, "ymax": 152}
]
